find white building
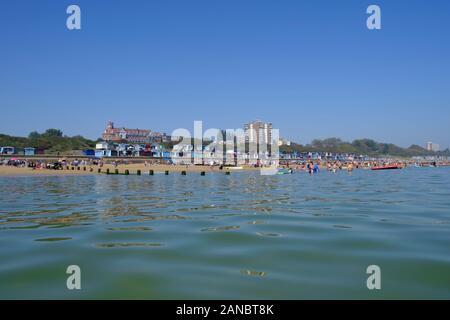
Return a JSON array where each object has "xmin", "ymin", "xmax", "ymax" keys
[
  {"xmin": 244, "ymin": 120, "xmax": 273, "ymax": 145},
  {"xmin": 426, "ymin": 141, "xmax": 440, "ymax": 152},
  {"xmin": 95, "ymin": 142, "xmax": 110, "ymax": 150},
  {"xmin": 278, "ymin": 138, "xmax": 291, "ymax": 147}
]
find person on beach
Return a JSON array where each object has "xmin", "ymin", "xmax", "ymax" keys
[{"xmin": 332, "ymin": 162, "xmax": 338, "ymax": 173}]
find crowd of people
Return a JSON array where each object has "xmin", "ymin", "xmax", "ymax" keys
[
  {"xmin": 0, "ymin": 158, "xmax": 104, "ymax": 170},
  {"xmin": 1, "ymin": 157, "xmax": 448, "ymax": 174},
  {"xmin": 281, "ymin": 160, "xmax": 408, "ymax": 174}
]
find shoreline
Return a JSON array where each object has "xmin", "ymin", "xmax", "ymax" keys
[
  {"xmin": 2, "ymin": 156, "xmax": 449, "ymax": 177},
  {"xmin": 1, "ymin": 162, "xmax": 449, "ymax": 177},
  {"xmin": 0, "ymin": 164, "xmax": 258, "ymax": 177}
]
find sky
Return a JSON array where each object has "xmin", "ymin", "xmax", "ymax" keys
[{"xmin": 1, "ymin": 0, "xmax": 449, "ymax": 148}]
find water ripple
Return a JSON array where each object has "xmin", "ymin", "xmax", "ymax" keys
[{"xmin": 1, "ymin": 168, "xmax": 450, "ymax": 299}]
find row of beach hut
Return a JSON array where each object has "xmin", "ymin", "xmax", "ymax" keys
[{"xmin": 0, "ymin": 147, "xmax": 45, "ymax": 156}]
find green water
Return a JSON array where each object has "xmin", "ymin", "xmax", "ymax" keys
[{"xmin": 0, "ymin": 167, "xmax": 449, "ymax": 299}]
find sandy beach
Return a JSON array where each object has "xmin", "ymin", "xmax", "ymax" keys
[
  {"xmin": 0, "ymin": 163, "xmax": 255, "ymax": 177},
  {"xmin": 1, "ymin": 160, "xmax": 447, "ymax": 177}
]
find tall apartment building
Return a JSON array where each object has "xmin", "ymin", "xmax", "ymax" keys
[
  {"xmin": 426, "ymin": 141, "xmax": 440, "ymax": 152},
  {"xmin": 244, "ymin": 120, "xmax": 273, "ymax": 145}
]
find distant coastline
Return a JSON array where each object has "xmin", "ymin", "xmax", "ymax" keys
[
  {"xmin": 1, "ymin": 130, "xmax": 449, "ymax": 159},
  {"xmin": 1, "ymin": 156, "xmax": 449, "ymax": 177}
]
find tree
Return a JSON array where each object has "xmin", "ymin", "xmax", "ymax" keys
[
  {"xmin": 322, "ymin": 138, "xmax": 344, "ymax": 148},
  {"xmin": 311, "ymin": 139, "xmax": 323, "ymax": 148},
  {"xmin": 28, "ymin": 131, "xmax": 40, "ymax": 139},
  {"xmin": 42, "ymin": 129, "xmax": 63, "ymax": 137}
]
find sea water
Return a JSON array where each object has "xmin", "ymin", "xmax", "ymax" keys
[{"xmin": 0, "ymin": 167, "xmax": 449, "ymax": 299}]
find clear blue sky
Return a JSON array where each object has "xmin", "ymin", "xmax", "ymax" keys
[{"xmin": 1, "ymin": 0, "xmax": 449, "ymax": 148}]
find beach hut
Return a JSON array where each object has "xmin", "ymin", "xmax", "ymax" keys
[
  {"xmin": 95, "ymin": 142, "xmax": 110, "ymax": 150},
  {"xmin": 95, "ymin": 141, "xmax": 117, "ymax": 157},
  {"xmin": 149, "ymin": 143, "xmax": 164, "ymax": 158},
  {"xmin": 24, "ymin": 147, "xmax": 36, "ymax": 156},
  {"xmin": 83, "ymin": 149, "xmax": 95, "ymax": 156},
  {"xmin": 95, "ymin": 150, "xmax": 105, "ymax": 158},
  {"xmin": 95, "ymin": 149, "xmax": 117, "ymax": 158},
  {"xmin": 0, "ymin": 146, "xmax": 15, "ymax": 155},
  {"xmin": 161, "ymin": 151, "xmax": 171, "ymax": 160},
  {"xmin": 107, "ymin": 150, "xmax": 117, "ymax": 157}
]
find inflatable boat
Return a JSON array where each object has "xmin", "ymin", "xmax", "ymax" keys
[{"xmin": 371, "ymin": 165, "xmax": 402, "ymax": 171}]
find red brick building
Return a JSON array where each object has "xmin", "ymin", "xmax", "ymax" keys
[{"xmin": 102, "ymin": 121, "xmax": 151, "ymax": 143}]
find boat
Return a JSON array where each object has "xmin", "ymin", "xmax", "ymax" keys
[
  {"xmin": 259, "ymin": 167, "xmax": 293, "ymax": 175},
  {"xmin": 371, "ymin": 165, "xmax": 402, "ymax": 171},
  {"xmin": 277, "ymin": 168, "xmax": 293, "ymax": 175}
]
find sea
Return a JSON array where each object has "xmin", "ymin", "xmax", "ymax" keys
[{"xmin": 0, "ymin": 167, "xmax": 449, "ymax": 299}]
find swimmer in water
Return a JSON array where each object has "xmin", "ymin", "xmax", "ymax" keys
[{"xmin": 313, "ymin": 162, "xmax": 319, "ymax": 173}]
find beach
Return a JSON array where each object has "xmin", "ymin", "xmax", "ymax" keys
[
  {"xmin": 0, "ymin": 163, "xmax": 249, "ymax": 176},
  {"xmin": 1, "ymin": 158, "xmax": 448, "ymax": 177}
]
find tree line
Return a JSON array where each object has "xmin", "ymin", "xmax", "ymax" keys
[
  {"xmin": 280, "ymin": 137, "xmax": 450, "ymax": 157},
  {"xmin": 0, "ymin": 129, "xmax": 97, "ymax": 153},
  {"xmin": 1, "ymin": 130, "xmax": 448, "ymax": 157}
]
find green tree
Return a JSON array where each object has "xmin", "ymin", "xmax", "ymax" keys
[
  {"xmin": 28, "ymin": 131, "xmax": 41, "ymax": 139},
  {"xmin": 42, "ymin": 129, "xmax": 63, "ymax": 137}
]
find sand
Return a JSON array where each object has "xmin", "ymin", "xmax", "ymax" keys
[{"xmin": 0, "ymin": 164, "xmax": 255, "ymax": 177}]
